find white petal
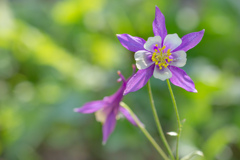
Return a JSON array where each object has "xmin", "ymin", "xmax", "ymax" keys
[
  {"xmin": 134, "ymin": 50, "xmax": 154, "ymax": 69},
  {"xmin": 153, "ymin": 65, "xmax": 172, "ymax": 81},
  {"xmin": 95, "ymin": 109, "xmax": 107, "ymax": 124},
  {"xmin": 95, "ymin": 107, "xmax": 111, "ymax": 124},
  {"xmin": 144, "ymin": 36, "xmax": 162, "ymax": 52},
  {"xmin": 170, "ymin": 50, "xmax": 187, "ymax": 67},
  {"xmin": 163, "ymin": 34, "xmax": 182, "ymax": 50}
]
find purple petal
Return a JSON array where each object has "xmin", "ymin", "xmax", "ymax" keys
[
  {"xmin": 173, "ymin": 30, "xmax": 205, "ymax": 52},
  {"xmin": 74, "ymin": 100, "xmax": 105, "ymax": 114},
  {"xmin": 119, "ymin": 106, "xmax": 144, "ymax": 127},
  {"xmin": 169, "ymin": 66, "xmax": 197, "ymax": 92},
  {"xmin": 116, "ymin": 34, "xmax": 146, "ymax": 52},
  {"xmin": 124, "ymin": 65, "xmax": 155, "ymax": 95},
  {"xmin": 152, "ymin": 6, "xmax": 167, "ymax": 39},
  {"xmin": 102, "ymin": 111, "xmax": 117, "ymax": 144}
]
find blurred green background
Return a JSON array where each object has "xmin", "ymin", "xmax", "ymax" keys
[{"xmin": 0, "ymin": 0, "xmax": 240, "ymax": 159}]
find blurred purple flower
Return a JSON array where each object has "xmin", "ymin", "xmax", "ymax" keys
[
  {"xmin": 117, "ymin": 6, "xmax": 204, "ymax": 95},
  {"xmin": 74, "ymin": 67, "xmax": 143, "ymax": 144}
]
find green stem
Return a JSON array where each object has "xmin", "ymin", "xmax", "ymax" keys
[
  {"xmin": 166, "ymin": 79, "xmax": 182, "ymax": 160},
  {"xmin": 120, "ymin": 102, "xmax": 169, "ymax": 160},
  {"xmin": 147, "ymin": 81, "xmax": 175, "ymax": 160}
]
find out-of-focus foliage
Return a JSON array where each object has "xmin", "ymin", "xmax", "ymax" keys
[{"xmin": 0, "ymin": 0, "xmax": 240, "ymax": 159}]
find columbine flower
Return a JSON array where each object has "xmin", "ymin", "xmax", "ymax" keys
[
  {"xmin": 117, "ymin": 6, "xmax": 204, "ymax": 95},
  {"xmin": 74, "ymin": 67, "xmax": 143, "ymax": 144}
]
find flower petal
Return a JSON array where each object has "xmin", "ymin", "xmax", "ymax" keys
[
  {"xmin": 152, "ymin": 6, "xmax": 167, "ymax": 39},
  {"xmin": 173, "ymin": 29, "xmax": 205, "ymax": 52},
  {"xmin": 144, "ymin": 36, "xmax": 162, "ymax": 52},
  {"xmin": 134, "ymin": 50, "xmax": 154, "ymax": 69},
  {"xmin": 163, "ymin": 34, "xmax": 182, "ymax": 51},
  {"xmin": 95, "ymin": 109, "xmax": 107, "ymax": 123},
  {"xmin": 95, "ymin": 106, "xmax": 112, "ymax": 124},
  {"xmin": 116, "ymin": 34, "xmax": 146, "ymax": 52},
  {"xmin": 102, "ymin": 111, "xmax": 117, "ymax": 144},
  {"xmin": 169, "ymin": 66, "xmax": 197, "ymax": 92},
  {"xmin": 153, "ymin": 65, "xmax": 172, "ymax": 81},
  {"xmin": 119, "ymin": 106, "xmax": 144, "ymax": 127},
  {"xmin": 170, "ymin": 50, "xmax": 187, "ymax": 67},
  {"xmin": 74, "ymin": 100, "xmax": 105, "ymax": 114},
  {"xmin": 123, "ymin": 65, "xmax": 155, "ymax": 95}
]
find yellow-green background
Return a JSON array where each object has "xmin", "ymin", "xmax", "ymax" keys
[{"xmin": 0, "ymin": 0, "xmax": 240, "ymax": 159}]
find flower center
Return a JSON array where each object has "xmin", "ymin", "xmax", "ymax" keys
[{"xmin": 151, "ymin": 44, "xmax": 173, "ymax": 70}]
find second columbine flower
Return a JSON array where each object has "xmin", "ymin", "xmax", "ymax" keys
[{"xmin": 74, "ymin": 67, "xmax": 143, "ymax": 144}]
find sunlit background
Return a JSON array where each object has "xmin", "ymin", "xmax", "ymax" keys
[{"xmin": 0, "ymin": 0, "xmax": 240, "ymax": 159}]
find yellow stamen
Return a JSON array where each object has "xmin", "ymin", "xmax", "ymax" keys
[
  {"xmin": 151, "ymin": 45, "xmax": 173, "ymax": 70},
  {"xmin": 162, "ymin": 46, "xmax": 166, "ymax": 50}
]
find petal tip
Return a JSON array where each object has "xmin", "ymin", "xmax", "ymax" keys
[
  {"xmin": 193, "ymin": 89, "xmax": 198, "ymax": 93},
  {"xmin": 73, "ymin": 108, "xmax": 79, "ymax": 112},
  {"xmin": 102, "ymin": 141, "xmax": 106, "ymax": 145},
  {"xmin": 123, "ymin": 90, "xmax": 128, "ymax": 96},
  {"xmin": 200, "ymin": 29, "xmax": 205, "ymax": 35}
]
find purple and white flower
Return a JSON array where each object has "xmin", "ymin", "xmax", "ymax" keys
[
  {"xmin": 74, "ymin": 67, "xmax": 143, "ymax": 144},
  {"xmin": 117, "ymin": 6, "xmax": 204, "ymax": 95}
]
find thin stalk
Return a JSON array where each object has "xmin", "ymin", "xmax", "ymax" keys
[
  {"xmin": 166, "ymin": 79, "xmax": 182, "ymax": 160},
  {"xmin": 120, "ymin": 102, "xmax": 169, "ymax": 160},
  {"xmin": 147, "ymin": 81, "xmax": 175, "ymax": 160}
]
